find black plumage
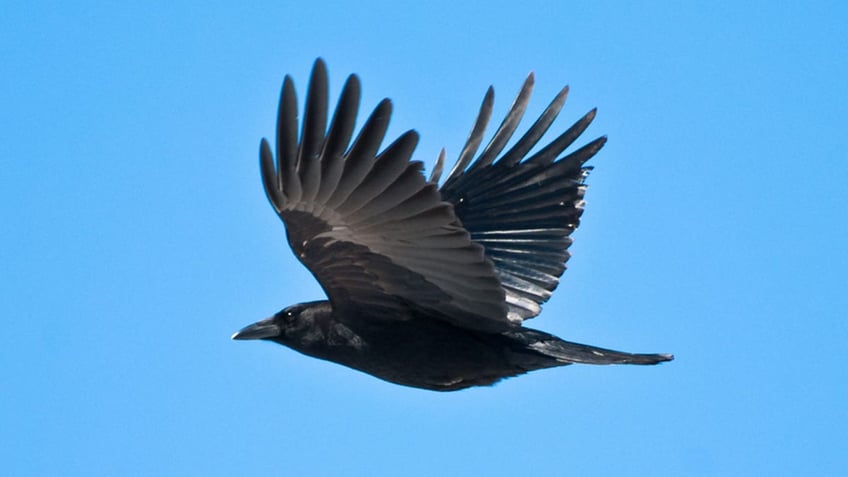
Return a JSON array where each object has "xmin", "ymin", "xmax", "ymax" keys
[{"xmin": 233, "ymin": 59, "xmax": 672, "ymax": 391}]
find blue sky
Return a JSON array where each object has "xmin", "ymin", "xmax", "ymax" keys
[{"xmin": 2, "ymin": 1, "xmax": 846, "ymax": 475}]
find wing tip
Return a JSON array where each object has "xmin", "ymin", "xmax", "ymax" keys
[
  {"xmin": 312, "ymin": 57, "xmax": 328, "ymax": 74},
  {"xmin": 429, "ymin": 148, "xmax": 446, "ymax": 183}
]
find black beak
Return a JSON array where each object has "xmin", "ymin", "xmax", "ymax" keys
[{"xmin": 231, "ymin": 318, "xmax": 281, "ymax": 340}]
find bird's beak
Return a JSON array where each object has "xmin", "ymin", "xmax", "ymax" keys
[{"xmin": 231, "ymin": 318, "xmax": 281, "ymax": 340}]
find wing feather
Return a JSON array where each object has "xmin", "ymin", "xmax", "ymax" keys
[
  {"xmin": 468, "ymin": 74, "xmax": 534, "ymax": 172},
  {"xmin": 276, "ymin": 77, "xmax": 301, "ymax": 204},
  {"xmin": 444, "ymin": 87, "xmax": 494, "ymax": 182},
  {"xmin": 261, "ymin": 59, "xmax": 512, "ymax": 332},
  {"xmin": 315, "ymin": 75, "xmax": 360, "ymax": 204},
  {"xmin": 297, "ymin": 60, "xmax": 328, "ymax": 202},
  {"xmin": 324, "ymin": 99, "xmax": 390, "ymax": 209},
  {"xmin": 340, "ymin": 131, "xmax": 419, "ymax": 214},
  {"xmin": 440, "ymin": 74, "xmax": 605, "ymax": 321}
]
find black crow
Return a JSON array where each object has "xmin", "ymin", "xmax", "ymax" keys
[{"xmin": 233, "ymin": 59, "xmax": 672, "ymax": 391}]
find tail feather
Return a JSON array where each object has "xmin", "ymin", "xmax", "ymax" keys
[{"xmin": 507, "ymin": 329, "xmax": 674, "ymax": 365}]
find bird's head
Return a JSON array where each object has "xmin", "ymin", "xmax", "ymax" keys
[{"xmin": 231, "ymin": 301, "xmax": 330, "ymax": 346}]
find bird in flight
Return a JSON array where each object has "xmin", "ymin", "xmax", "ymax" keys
[{"xmin": 233, "ymin": 59, "xmax": 672, "ymax": 391}]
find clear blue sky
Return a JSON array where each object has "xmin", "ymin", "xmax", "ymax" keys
[{"xmin": 2, "ymin": 1, "xmax": 846, "ymax": 475}]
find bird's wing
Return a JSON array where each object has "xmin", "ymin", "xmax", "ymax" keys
[
  {"xmin": 261, "ymin": 59, "xmax": 513, "ymax": 332},
  {"xmin": 433, "ymin": 74, "xmax": 605, "ymax": 322}
]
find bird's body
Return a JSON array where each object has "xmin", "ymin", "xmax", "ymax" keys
[
  {"xmin": 238, "ymin": 300, "xmax": 668, "ymax": 391},
  {"xmin": 233, "ymin": 59, "xmax": 672, "ymax": 391},
  {"xmin": 262, "ymin": 301, "xmax": 545, "ymax": 391}
]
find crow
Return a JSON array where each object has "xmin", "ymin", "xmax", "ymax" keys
[{"xmin": 233, "ymin": 59, "xmax": 672, "ymax": 391}]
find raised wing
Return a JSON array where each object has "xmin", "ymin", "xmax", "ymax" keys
[
  {"xmin": 434, "ymin": 74, "xmax": 606, "ymax": 322},
  {"xmin": 260, "ymin": 59, "xmax": 515, "ymax": 332}
]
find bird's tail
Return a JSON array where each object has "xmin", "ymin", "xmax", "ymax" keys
[{"xmin": 507, "ymin": 329, "xmax": 673, "ymax": 365}]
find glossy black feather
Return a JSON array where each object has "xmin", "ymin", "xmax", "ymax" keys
[
  {"xmin": 315, "ymin": 75, "xmax": 360, "ymax": 204},
  {"xmin": 470, "ymin": 74, "xmax": 534, "ymax": 171}
]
